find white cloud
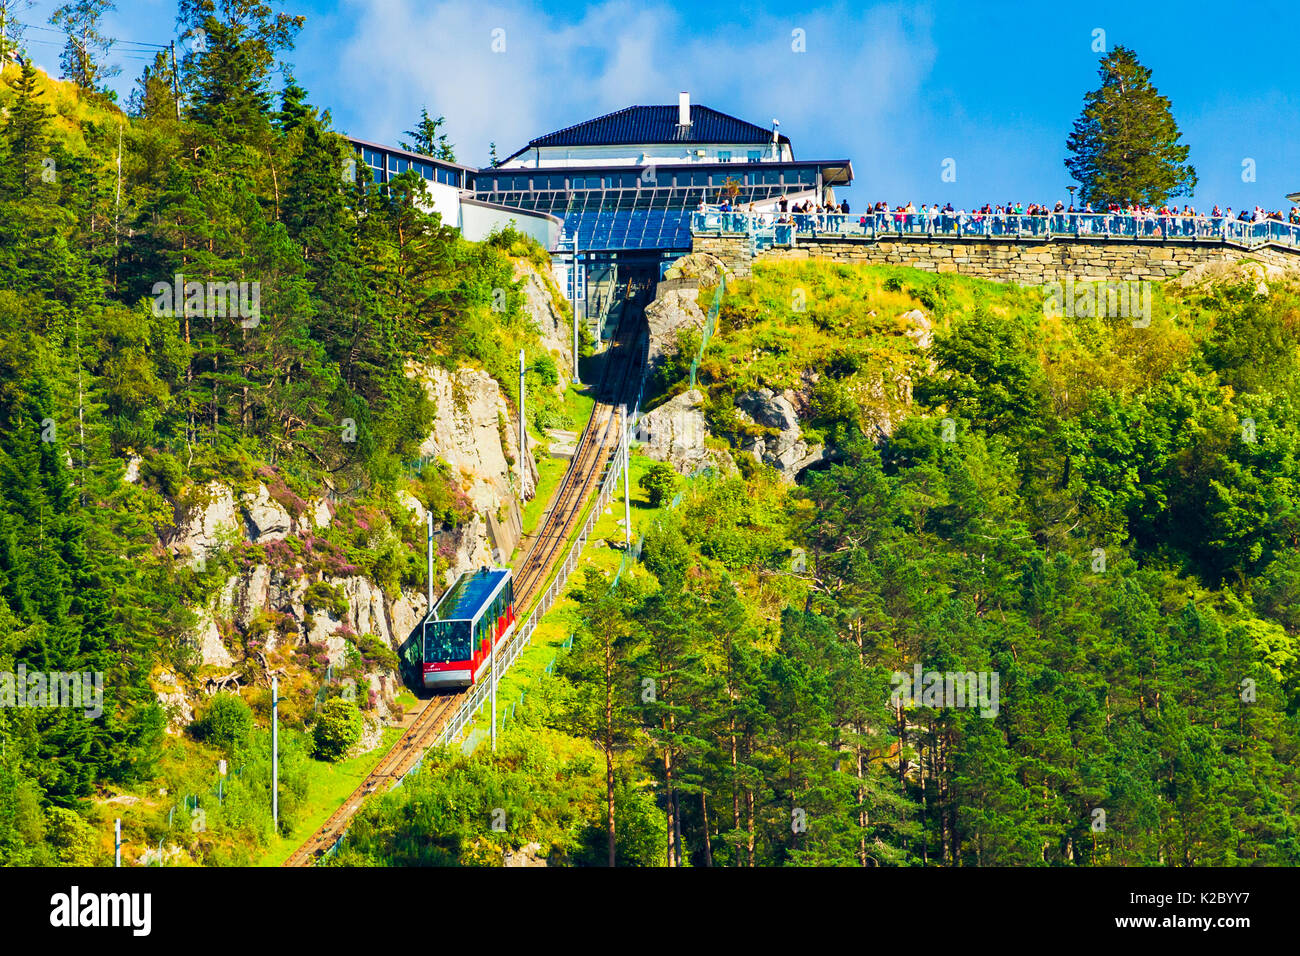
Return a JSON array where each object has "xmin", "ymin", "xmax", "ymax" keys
[{"xmin": 336, "ymin": 0, "xmax": 936, "ymax": 171}]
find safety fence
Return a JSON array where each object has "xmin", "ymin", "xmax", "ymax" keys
[
  {"xmin": 689, "ymin": 273, "xmax": 727, "ymax": 389},
  {"xmin": 147, "ymin": 762, "xmax": 246, "ymax": 865},
  {"xmin": 692, "ymin": 210, "xmax": 1300, "ymax": 249},
  {"xmin": 430, "ymin": 419, "xmax": 631, "ymax": 754}
]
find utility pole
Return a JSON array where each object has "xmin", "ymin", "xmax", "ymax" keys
[
  {"xmin": 271, "ymin": 676, "xmax": 279, "ymax": 833},
  {"xmin": 169, "ymin": 41, "xmax": 180, "ymax": 121},
  {"xmin": 622, "ymin": 404, "xmax": 631, "ymax": 548},
  {"xmin": 113, "ymin": 124, "xmax": 122, "ymax": 288},
  {"xmin": 518, "ymin": 349, "xmax": 526, "ymax": 504},
  {"xmin": 490, "ymin": 614, "xmax": 498, "ymax": 752},
  {"xmin": 573, "ymin": 237, "xmax": 582, "ymax": 385},
  {"xmin": 114, "ymin": 818, "xmax": 121, "ymax": 867},
  {"xmin": 573, "ymin": 304, "xmax": 581, "ymax": 386},
  {"xmin": 426, "ymin": 510, "xmax": 434, "ymax": 611}
]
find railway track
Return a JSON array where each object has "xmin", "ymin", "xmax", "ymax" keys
[{"xmin": 282, "ymin": 285, "xmax": 649, "ymax": 867}]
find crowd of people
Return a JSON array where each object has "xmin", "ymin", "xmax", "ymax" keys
[{"xmin": 699, "ymin": 195, "xmax": 1300, "ymax": 240}]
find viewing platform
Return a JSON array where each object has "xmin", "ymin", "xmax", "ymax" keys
[
  {"xmin": 690, "ymin": 210, "xmax": 1300, "ymax": 285},
  {"xmin": 691, "ymin": 210, "xmax": 1300, "ymax": 251}
]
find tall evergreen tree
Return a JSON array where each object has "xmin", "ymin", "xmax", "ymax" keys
[
  {"xmin": 400, "ymin": 107, "xmax": 456, "ymax": 161},
  {"xmin": 50, "ymin": 0, "xmax": 118, "ymax": 92},
  {"xmin": 1065, "ymin": 45, "xmax": 1197, "ymax": 206}
]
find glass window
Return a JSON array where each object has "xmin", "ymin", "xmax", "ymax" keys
[
  {"xmin": 424, "ymin": 620, "xmax": 471, "ymax": 662},
  {"xmin": 717, "ymin": 151, "xmax": 731, "ymax": 163},
  {"xmin": 748, "ymin": 151, "xmax": 762, "ymax": 163}
]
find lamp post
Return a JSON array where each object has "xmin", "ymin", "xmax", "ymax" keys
[
  {"xmin": 518, "ymin": 348, "xmax": 526, "ymax": 504},
  {"xmin": 271, "ymin": 676, "xmax": 281, "ymax": 833}
]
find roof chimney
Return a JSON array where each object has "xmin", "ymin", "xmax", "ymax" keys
[{"xmin": 678, "ymin": 91, "xmax": 691, "ymax": 127}]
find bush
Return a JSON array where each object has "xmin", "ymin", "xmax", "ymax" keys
[
  {"xmin": 303, "ymin": 581, "xmax": 349, "ymax": 618},
  {"xmin": 44, "ymin": 806, "xmax": 100, "ymax": 866},
  {"xmin": 195, "ymin": 692, "xmax": 253, "ymax": 755},
  {"xmin": 139, "ymin": 451, "xmax": 184, "ymax": 498},
  {"xmin": 638, "ymin": 462, "xmax": 680, "ymax": 507},
  {"xmin": 313, "ymin": 697, "xmax": 363, "ymax": 761}
]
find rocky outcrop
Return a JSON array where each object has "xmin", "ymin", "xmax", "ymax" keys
[
  {"xmin": 1174, "ymin": 258, "xmax": 1294, "ymax": 296},
  {"xmin": 634, "ymin": 389, "xmax": 712, "ymax": 475},
  {"xmin": 173, "ymin": 482, "xmax": 239, "ymax": 568},
  {"xmin": 408, "ymin": 363, "xmax": 536, "ymax": 508},
  {"xmin": 901, "ymin": 308, "xmax": 932, "ymax": 349},
  {"xmin": 154, "ymin": 669, "xmax": 194, "ymax": 733},
  {"xmin": 241, "ymin": 483, "xmax": 292, "ymax": 542},
  {"xmin": 646, "ymin": 253, "xmax": 731, "ymax": 374},
  {"xmin": 395, "ymin": 491, "xmax": 494, "ymax": 586},
  {"xmin": 662, "ymin": 251, "xmax": 729, "ymax": 286},
  {"xmin": 645, "ymin": 286, "xmax": 706, "ymax": 373},
  {"xmin": 192, "ymin": 607, "xmax": 235, "ymax": 667},
  {"xmin": 172, "ymin": 481, "xmax": 308, "ymax": 566},
  {"xmin": 736, "ymin": 388, "xmax": 824, "ymax": 480},
  {"xmin": 514, "ymin": 259, "xmax": 572, "ymax": 393},
  {"xmin": 503, "ymin": 841, "xmax": 547, "ymax": 867}
]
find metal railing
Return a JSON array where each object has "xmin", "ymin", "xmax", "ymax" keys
[
  {"xmin": 431, "ymin": 425, "xmax": 629, "ymax": 752},
  {"xmin": 692, "ymin": 210, "xmax": 1300, "ymax": 249},
  {"xmin": 689, "ymin": 274, "xmax": 726, "ymax": 389}
]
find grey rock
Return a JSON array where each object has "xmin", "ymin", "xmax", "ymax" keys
[{"xmin": 736, "ymin": 388, "xmax": 824, "ymax": 480}]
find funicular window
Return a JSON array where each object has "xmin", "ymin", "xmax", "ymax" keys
[{"xmin": 425, "ymin": 619, "xmax": 471, "ymax": 662}]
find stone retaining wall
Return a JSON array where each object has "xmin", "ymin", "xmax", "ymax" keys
[{"xmin": 692, "ymin": 233, "xmax": 1300, "ymax": 285}]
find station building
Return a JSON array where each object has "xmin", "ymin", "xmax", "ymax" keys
[{"xmin": 348, "ymin": 92, "xmax": 853, "ymax": 316}]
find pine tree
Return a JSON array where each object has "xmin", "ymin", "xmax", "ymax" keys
[
  {"xmin": 126, "ymin": 51, "xmax": 177, "ymax": 119},
  {"xmin": 0, "ymin": 0, "xmax": 33, "ymax": 63},
  {"xmin": 1065, "ymin": 45, "xmax": 1197, "ymax": 206},
  {"xmin": 1, "ymin": 60, "xmax": 51, "ymax": 194},
  {"xmin": 400, "ymin": 107, "xmax": 456, "ymax": 161},
  {"xmin": 50, "ymin": 0, "xmax": 119, "ymax": 92}
]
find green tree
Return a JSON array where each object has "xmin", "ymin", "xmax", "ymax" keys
[
  {"xmin": 50, "ymin": 0, "xmax": 119, "ymax": 93},
  {"xmin": 196, "ymin": 691, "xmax": 253, "ymax": 754},
  {"xmin": 638, "ymin": 462, "xmax": 679, "ymax": 507},
  {"xmin": 400, "ymin": 107, "xmax": 456, "ymax": 161},
  {"xmin": 1065, "ymin": 46, "xmax": 1196, "ymax": 206},
  {"xmin": 44, "ymin": 805, "xmax": 100, "ymax": 865},
  {"xmin": 313, "ymin": 696, "xmax": 363, "ymax": 761}
]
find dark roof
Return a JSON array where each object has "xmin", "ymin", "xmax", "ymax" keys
[
  {"xmin": 346, "ymin": 136, "xmax": 478, "ymax": 173},
  {"xmin": 433, "ymin": 568, "xmax": 509, "ymax": 622},
  {"xmin": 507, "ymin": 105, "xmax": 789, "ymax": 158}
]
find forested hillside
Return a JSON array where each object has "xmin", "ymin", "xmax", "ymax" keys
[
  {"xmin": 3, "ymin": 2, "xmax": 1299, "ymax": 870},
  {"xmin": 337, "ymin": 261, "xmax": 1300, "ymax": 866},
  {"xmin": 0, "ymin": 7, "xmax": 569, "ymax": 865}
]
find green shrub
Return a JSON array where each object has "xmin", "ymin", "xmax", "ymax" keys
[
  {"xmin": 638, "ymin": 462, "xmax": 680, "ymax": 507},
  {"xmin": 194, "ymin": 692, "xmax": 254, "ymax": 755},
  {"xmin": 303, "ymin": 581, "xmax": 349, "ymax": 618},
  {"xmin": 313, "ymin": 697, "xmax": 363, "ymax": 761}
]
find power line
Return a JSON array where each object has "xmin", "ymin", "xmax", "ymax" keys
[{"xmin": 13, "ymin": 19, "xmax": 168, "ymax": 50}]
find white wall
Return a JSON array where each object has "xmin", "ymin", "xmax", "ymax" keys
[
  {"xmin": 415, "ymin": 180, "xmax": 464, "ymax": 227},
  {"xmin": 459, "ymin": 199, "xmax": 562, "ymax": 250},
  {"xmin": 500, "ymin": 141, "xmax": 792, "ymax": 168}
]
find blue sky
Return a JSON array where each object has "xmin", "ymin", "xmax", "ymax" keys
[{"xmin": 17, "ymin": 0, "xmax": 1300, "ymax": 210}]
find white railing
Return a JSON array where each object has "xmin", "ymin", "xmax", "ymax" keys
[
  {"xmin": 430, "ymin": 428, "xmax": 627, "ymax": 752},
  {"xmin": 692, "ymin": 210, "xmax": 1300, "ymax": 250}
]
